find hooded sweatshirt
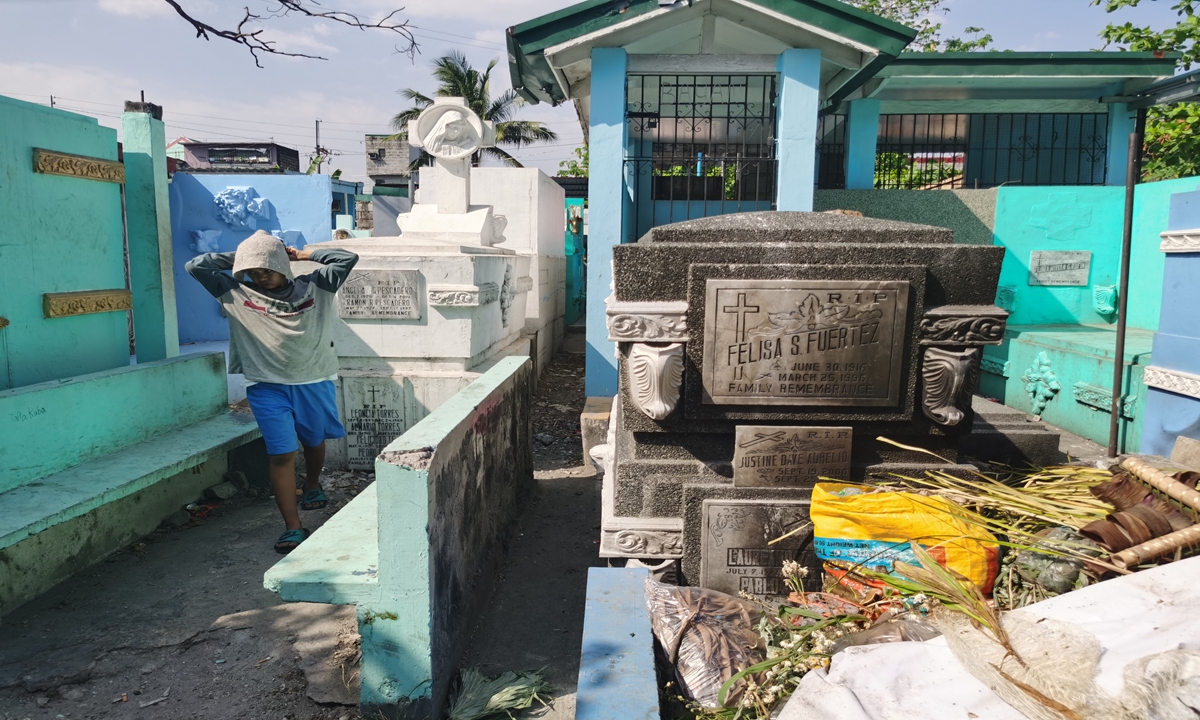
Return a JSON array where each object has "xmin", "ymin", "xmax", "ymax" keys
[{"xmin": 185, "ymin": 231, "xmax": 359, "ymax": 385}]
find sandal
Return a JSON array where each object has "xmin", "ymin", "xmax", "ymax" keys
[
  {"xmin": 274, "ymin": 528, "xmax": 310, "ymax": 554},
  {"xmin": 299, "ymin": 488, "xmax": 327, "ymax": 510}
]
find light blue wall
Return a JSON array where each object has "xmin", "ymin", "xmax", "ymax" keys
[
  {"xmin": 169, "ymin": 172, "xmax": 334, "ymax": 344},
  {"xmin": 0, "ymin": 96, "xmax": 129, "ymax": 389},
  {"xmin": 1107, "ymin": 103, "xmax": 1136, "ymax": 187},
  {"xmin": 585, "ymin": 47, "xmax": 628, "ymax": 398},
  {"xmin": 776, "ymin": 49, "xmax": 822, "ymax": 211},
  {"xmin": 1141, "ymin": 188, "xmax": 1200, "ymax": 455},
  {"xmin": 844, "ymin": 99, "xmax": 880, "ymax": 190}
]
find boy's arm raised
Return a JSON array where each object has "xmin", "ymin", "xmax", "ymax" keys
[
  {"xmin": 185, "ymin": 251, "xmax": 240, "ymax": 298},
  {"xmin": 294, "ymin": 247, "xmax": 359, "ymax": 293}
]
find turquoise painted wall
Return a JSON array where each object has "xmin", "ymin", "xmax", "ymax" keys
[
  {"xmin": 0, "ymin": 96, "xmax": 130, "ymax": 389},
  {"xmin": 0, "ymin": 352, "xmax": 227, "ymax": 493},
  {"xmin": 992, "ymin": 178, "xmax": 1199, "ymax": 330}
]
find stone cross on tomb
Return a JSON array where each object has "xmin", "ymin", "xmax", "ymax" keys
[
  {"xmin": 722, "ymin": 292, "xmax": 760, "ymax": 343},
  {"xmin": 408, "ymin": 97, "xmax": 495, "ymax": 216}
]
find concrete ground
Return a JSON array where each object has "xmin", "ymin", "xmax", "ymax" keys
[{"xmin": 0, "ymin": 335, "xmax": 599, "ymax": 720}]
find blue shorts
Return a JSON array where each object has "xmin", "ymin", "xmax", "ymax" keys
[{"xmin": 245, "ymin": 381, "xmax": 347, "ymax": 456}]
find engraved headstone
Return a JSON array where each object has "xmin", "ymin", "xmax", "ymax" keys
[
  {"xmin": 733, "ymin": 426, "xmax": 852, "ymax": 487},
  {"xmin": 701, "ymin": 280, "xmax": 909, "ymax": 406},
  {"xmin": 700, "ymin": 499, "xmax": 811, "ymax": 602},
  {"xmin": 1028, "ymin": 251, "xmax": 1091, "ymax": 287},
  {"xmin": 338, "ymin": 269, "xmax": 421, "ymax": 320},
  {"xmin": 342, "ymin": 377, "xmax": 407, "ymax": 469}
]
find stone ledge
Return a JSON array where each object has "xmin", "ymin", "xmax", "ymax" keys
[{"xmin": 576, "ymin": 568, "xmax": 660, "ymax": 720}]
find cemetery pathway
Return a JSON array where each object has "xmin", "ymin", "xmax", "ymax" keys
[{"xmin": 0, "ymin": 337, "xmax": 598, "ymax": 720}]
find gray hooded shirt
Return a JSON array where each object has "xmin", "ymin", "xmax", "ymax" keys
[{"xmin": 185, "ymin": 243, "xmax": 358, "ymax": 385}]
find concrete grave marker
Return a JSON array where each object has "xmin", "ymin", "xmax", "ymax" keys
[
  {"xmin": 700, "ymin": 499, "xmax": 810, "ymax": 602},
  {"xmin": 1028, "ymin": 251, "xmax": 1091, "ymax": 286},
  {"xmin": 733, "ymin": 426, "xmax": 851, "ymax": 487},
  {"xmin": 337, "ymin": 269, "xmax": 421, "ymax": 320},
  {"xmin": 701, "ymin": 279, "xmax": 909, "ymax": 406},
  {"xmin": 342, "ymin": 377, "xmax": 407, "ymax": 469}
]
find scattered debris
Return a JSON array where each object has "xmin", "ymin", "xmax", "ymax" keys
[
  {"xmin": 446, "ymin": 667, "xmax": 553, "ymax": 720},
  {"xmin": 205, "ymin": 481, "xmax": 240, "ymax": 501}
]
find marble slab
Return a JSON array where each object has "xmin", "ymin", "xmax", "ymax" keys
[
  {"xmin": 1028, "ymin": 251, "xmax": 1091, "ymax": 287},
  {"xmin": 733, "ymin": 426, "xmax": 852, "ymax": 487},
  {"xmin": 700, "ymin": 499, "xmax": 811, "ymax": 602},
  {"xmin": 701, "ymin": 279, "xmax": 910, "ymax": 406},
  {"xmin": 342, "ymin": 377, "xmax": 407, "ymax": 469},
  {"xmin": 338, "ymin": 269, "xmax": 421, "ymax": 319}
]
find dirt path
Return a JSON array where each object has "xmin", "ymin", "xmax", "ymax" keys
[{"xmin": 0, "ymin": 339, "xmax": 597, "ymax": 720}]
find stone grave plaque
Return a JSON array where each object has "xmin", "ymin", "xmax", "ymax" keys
[
  {"xmin": 701, "ymin": 500, "xmax": 810, "ymax": 602},
  {"xmin": 342, "ymin": 377, "xmax": 407, "ymax": 469},
  {"xmin": 1028, "ymin": 251, "xmax": 1091, "ymax": 287},
  {"xmin": 338, "ymin": 269, "xmax": 421, "ymax": 319},
  {"xmin": 733, "ymin": 426, "xmax": 852, "ymax": 487},
  {"xmin": 701, "ymin": 279, "xmax": 909, "ymax": 406}
]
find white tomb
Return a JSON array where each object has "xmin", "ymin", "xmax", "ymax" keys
[{"xmin": 309, "ymin": 98, "xmax": 537, "ymax": 469}]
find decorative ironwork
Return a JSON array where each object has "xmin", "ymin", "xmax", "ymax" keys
[
  {"xmin": 624, "ymin": 74, "xmax": 777, "ymax": 241},
  {"xmin": 874, "ymin": 113, "xmax": 1109, "ymax": 190},
  {"xmin": 43, "ymin": 289, "xmax": 133, "ymax": 318},
  {"xmin": 33, "ymin": 148, "xmax": 125, "ymax": 184}
]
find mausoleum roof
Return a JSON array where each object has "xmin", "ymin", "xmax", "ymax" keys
[
  {"xmin": 507, "ymin": 0, "xmax": 917, "ymax": 118},
  {"xmin": 860, "ymin": 51, "xmax": 1180, "ymax": 114}
]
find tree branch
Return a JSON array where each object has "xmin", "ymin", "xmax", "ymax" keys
[{"xmin": 161, "ymin": 1, "xmax": 418, "ymax": 68}]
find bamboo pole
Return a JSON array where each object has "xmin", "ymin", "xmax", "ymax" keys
[
  {"xmin": 1121, "ymin": 457, "xmax": 1200, "ymax": 514},
  {"xmin": 1112, "ymin": 525, "xmax": 1200, "ymax": 570}
]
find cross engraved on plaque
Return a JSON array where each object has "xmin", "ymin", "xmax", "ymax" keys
[{"xmin": 722, "ymin": 293, "xmax": 760, "ymax": 343}]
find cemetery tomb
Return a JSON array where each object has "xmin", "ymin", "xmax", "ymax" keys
[{"xmin": 594, "ymin": 211, "xmax": 1007, "ymax": 601}]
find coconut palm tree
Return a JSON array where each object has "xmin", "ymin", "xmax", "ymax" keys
[{"xmin": 391, "ymin": 51, "xmax": 557, "ymax": 168}]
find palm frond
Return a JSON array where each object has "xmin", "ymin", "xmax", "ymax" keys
[
  {"xmin": 496, "ymin": 120, "xmax": 558, "ymax": 148},
  {"xmin": 480, "ymin": 146, "xmax": 523, "ymax": 167}
]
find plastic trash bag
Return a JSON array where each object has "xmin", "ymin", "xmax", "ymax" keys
[
  {"xmin": 828, "ymin": 612, "xmax": 941, "ymax": 655},
  {"xmin": 644, "ymin": 578, "xmax": 765, "ymax": 708}
]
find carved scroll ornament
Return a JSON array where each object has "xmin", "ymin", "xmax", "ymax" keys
[
  {"xmin": 428, "ymin": 282, "xmax": 499, "ymax": 307},
  {"xmin": 33, "ymin": 148, "xmax": 125, "ymax": 184},
  {"xmin": 42, "ymin": 289, "xmax": 133, "ymax": 319},
  {"xmin": 628, "ymin": 342, "xmax": 685, "ymax": 420},
  {"xmin": 607, "ymin": 300, "xmax": 689, "ymax": 342},
  {"xmin": 921, "ymin": 346, "xmax": 980, "ymax": 426},
  {"xmin": 919, "ymin": 305, "xmax": 1008, "ymax": 345},
  {"xmin": 614, "ymin": 530, "xmax": 683, "ymax": 556}
]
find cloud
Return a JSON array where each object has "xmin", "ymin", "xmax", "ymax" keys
[{"xmin": 96, "ymin": 0, "xmax": 170, "ymax": 18}]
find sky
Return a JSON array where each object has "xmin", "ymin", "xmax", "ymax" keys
[{"xmin": 0, "ymin": 0, "xmax": 1186, "ymax": 187}]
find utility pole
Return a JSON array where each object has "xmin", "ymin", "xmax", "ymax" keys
[
  {"xmin": 315, "ymin": 119, "xmax": 323, "ymax": 173},
  {"xmin": 49, "ymin": 95, "xmax": 55, "ymax": 108}
]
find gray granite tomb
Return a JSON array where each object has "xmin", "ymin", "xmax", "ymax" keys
[{"xmin": 592, "ymin": 211, "xmax": 1008, "ymax": 595}]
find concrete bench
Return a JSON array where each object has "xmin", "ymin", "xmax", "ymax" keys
[
  {"xmin": 0, "ymin": 352, "xmax": 260, "ymax": 616},
  {"xmin": 576, "ymin": 567, "xmax": 660, "ymax": 720},
  {"xmin": 264, "ymin": 355, "xmax": 534, "ymax": 718}
]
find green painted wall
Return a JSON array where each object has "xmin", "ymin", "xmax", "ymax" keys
[
  {"xmin": 814, "ymin": 189, "xmax": 998, "ymax": 245},
  {"xmin": 0, "ymin": 96, "xmax": 130, "ymax": 389},
  {"xmin": 0, "ymin": 353, "xmax": 227, "ymax": 493}
]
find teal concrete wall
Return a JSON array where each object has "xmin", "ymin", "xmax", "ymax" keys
[
  {"xmin": 0, "ymin": 96, "xmax": 129, "ymax": 389},
  {"xmin": 992, "ymin": 178, "xmax": 1199, "ymax": 330},
  {"xmin": 844, "ymin": 99, "xmax": 881, "ymax": 190},
  {"xmin": 123, "ymin": 108, "xmax": 180, "ymax": 363},
  {"xmin": 0, "ymin": 353, "xmax": 227, "ymax": 493}
]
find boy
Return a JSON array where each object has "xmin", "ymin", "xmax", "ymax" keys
[{"xmin": 186, "ymin": 230, "xmax": 359, "ymax": 553}]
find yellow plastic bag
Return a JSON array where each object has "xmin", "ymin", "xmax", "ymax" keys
[{"xmin": 811, "ymin": 482, "xmax": 1000, "ymax": 594}]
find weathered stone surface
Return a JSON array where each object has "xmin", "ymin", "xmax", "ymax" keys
[
  {"xmin": 733, "ymin": 426, "xmax": 852, "ymax": 487},
  {"xmin": 337, "ymin": 269, "xmax": 421, "ymax": 320},
  {"xmin": 342, "ymin": 377, "xmax": 407, "ymax": 470},
  {"xmin": 639, "ymin": 211, "xmax": 953, "ymax": 245},
  {"xmin": 205, "ymin": 481, "xmax": 239, "ymax": 501},
  {"xmin": 1171, "ymin": 436, "xmax": 1200, "ymax": 471}
]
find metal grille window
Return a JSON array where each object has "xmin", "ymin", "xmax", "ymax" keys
[
  {"xmin": 875, "ymin": 113, "xmax": 1109, "ymax": 189},
  {"xmin": 625, "ymin": 74, "xmax": 778, "ymax": 242},
  {"xmin": 207, "ymin": 147, "xmax": 272, "ymax": 165},
  {"xmin": 816, "ymin": 114, "xmax": 847, "ymax": 190}
]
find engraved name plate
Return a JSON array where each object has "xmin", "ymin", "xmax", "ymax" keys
[
  {"xmin": 342, "ymin": 378, "xmax": 407, "ymax": 469},
  {"xmin": 701, "ymin": 280, "xmax": 909, "ymax": 406},
  {"xmin": 701, "ymin": 500, "xmax": 811, "ymax": 603},
  {"xmin": 1028, "ymin": 251, "xmax": 1091, "ymax": 287},
  {"xmin": 733, "ymin": 426, "xmax": 852, "ymax": 487},
  {"xmin": 338, "ymin": 269, "xmax": 421, "ymax": 319}
]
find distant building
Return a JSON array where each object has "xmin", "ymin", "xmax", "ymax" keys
[
  {"xmin": 364, "ymin": 134, "xmax": 413, "ymax": 188},
  {"xmin": 183, "ymin": 142, "xmax": 301, "ymax": 173},
  {"xmin": 165, "ymin": 136, "xmax": 199, "ymax": 162}
]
